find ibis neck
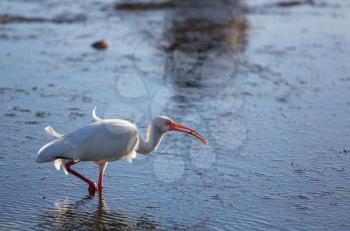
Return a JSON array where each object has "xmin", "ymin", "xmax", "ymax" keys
[{"xmin": 136, "ymin": 123, "xmax": 165, "ymax": 155}]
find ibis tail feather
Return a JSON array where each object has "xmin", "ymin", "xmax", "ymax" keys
[{"xmin": 92, "ymin": 106, "xmax": 102, "ymax": 122}]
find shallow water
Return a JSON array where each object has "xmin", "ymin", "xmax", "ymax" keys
[{"xmin": 1, "ymin": 0, "xmax": 350, "ymax": 230}]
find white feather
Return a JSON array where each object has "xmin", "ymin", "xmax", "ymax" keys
[
  {"xmin": 62, "ymin": 160, "xmax": 68, "ymax": 175},
  {"xmin": 92, "ymin": 106, "xmax": 102, "ymax": 122},
  {"xmin": 54, "ymin": 159, "xmax": 68, "ymax": 175},
  {"xmin": 126, "ymin": 151, "xmax": 137, "ymax": 163},
  {"xmin": 36, "ymin": 120, "xmax": 139, "ymax": 163},
  {"xmin": 54, "ymin": 159, "xmax": 62, "ymax": 170},
  {"xmin": 126, "ymin": 133, "xmax": 138, "ymax": 163}
]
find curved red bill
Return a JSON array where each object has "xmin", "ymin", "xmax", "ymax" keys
[{"xmin": 169, "ymin": 121, "xmax": 208, "ymax": 145}]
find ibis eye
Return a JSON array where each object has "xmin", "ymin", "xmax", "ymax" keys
[{"xmin": 165, "ymin": 120, "xmax": 171, "ymax": 126}]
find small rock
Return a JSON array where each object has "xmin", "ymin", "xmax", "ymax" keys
[
  {"xmin": 277, "ymin": 0, "xmax": 314, "ymax": 7},
  {"xmin": 51, "ymin": 14, "xmax": 86, "ymax": 24},
  {"xmin": 0, "ymin": 87, "xmax": 12, "ymax": 94},
  {"xmin": 276, "ymin": 96, "xmax": 288, "ymax": 103},
  {"xmin": 115, "ymin": 2, "xmax": 176, "ymax": 10},
  {"xmin": 4, "ymin": 112, "xmax": 16, "ymax": 117},
  {"xmin": 146, "ymin": 204, "xmax": 159, "ymax": 208},
  {"xmin": 297, "ymin": 194, "xmax": 310, "ymax": 200},
  {"xmin": 35, "ymin": 111, "xmax": 51, "ymax": 118},
  {"xmin": 12, "ymin": 106, "xmax": 31, "ymax": 112},
  {"xmin": 14, "ymin": 88, "xmax": 28, "ymax": 93},
  {"xmin": 91, "ymin": 40, "xmax": 108, "ymax": 50},
  {"xmin": 25, "ymin": 120, "xmax": 39, "ymax": 124},
  {"xmin": 69, "ymin": 111, "xmax": 86, "ymax": 120},
  {"xmin": 82, "ymin": 96, "xmax": 92, "ymax": 103},
  {"xmin": 72, "ymin": 111, "xmax": 85, "ymax": 117},
  {"xmin": 0, "ymin": 14, "xmax": 45, "ymax": 24}
]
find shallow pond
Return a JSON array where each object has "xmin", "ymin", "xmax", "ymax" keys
[{"xmin": 0, "ymin": 0, "xmax": 350, "ymax": 230}]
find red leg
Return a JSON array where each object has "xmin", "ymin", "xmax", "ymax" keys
[
  {"xmin": 65, "ymin": 161, "xmax": 98, "ymax": 195},
  {"xmin": 98, "ymin": 173, "xmax": 103, "ymax": 190},
  {"xmin": 97, "ymin": 162, "xmax": 108, "ymax": 190}
]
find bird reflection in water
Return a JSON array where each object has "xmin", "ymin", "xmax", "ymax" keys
[
  {"xmin": 115, "ymin": 0, "xmax": 249, "ymax": 89},
  {"xmin": 37, "ymin": 192, "xmax": 159, "ymax": 230},
  {"xmin": 164, "ymin": 0, "xmax": 249, "ymax": 89},
  {"xmin": 160, "ymin": 0, "xmax": 250, "ymax": 151}
]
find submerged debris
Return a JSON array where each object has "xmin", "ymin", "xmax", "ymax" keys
[
  {"xmin": 297, "ymin": 194, "xmax": 311, "ymax": 200},
  {"xmin": 4, "ymin": 112, "xmax": 16, "ymax": 117},
  {"xmin": 68, "ymin": 111, "xmax": 86, "ymax": 120},
  {"xmin": 12, "ymin": 106, "xmax": 31, "ymax": 112},
  {"xmin": 91, "ymin": 40, "xmax": 108, "ymax": 50},
  {"xmin": 51, "ymin": 14, "xmax": 86, "ymax": 24},
  {"xmin": 115, "ymin": 1, "xmax": 176, "ymax": 10},
  {"xmin": 277, "ymin": 0, "xmax": 314, "ymax": 7},
  {"xmin": 25, "ymin": 120, "xmax": 39, "ymax": 124},
  {"xmin": 0, "ymin": 14, "xmax": 86, "ymax": 24},
  {"xmin": 35, "ymin": 111, "xmax": 51, "ymax": 118},
  {"xmin": 0, "ymin": 87, "xmax": 12, "ymax": 94},
  {"xmin": 0, "ymin": 15, "xmax": 45, "ymax": 24},
  {"xmin": 82, "ymin": 96, "xmax": 92, "ymax": 102}
]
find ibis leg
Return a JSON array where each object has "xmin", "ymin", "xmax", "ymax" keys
[
  {"xmin": 97, "ymin": 161, "xmax": 108, "ymax": 190},
  {"xmin": 65, "ymin": 161, "xmax": 98, "ymax": 194}
]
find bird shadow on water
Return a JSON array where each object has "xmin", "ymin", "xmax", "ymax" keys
[{"xmin": 36, "ymin": 192, "xmax": 160, "ymax": 231}]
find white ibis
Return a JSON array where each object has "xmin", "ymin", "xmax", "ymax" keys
[{"xmin": 36, "ymin": 107, "xmax": 208, "ymax": 194}]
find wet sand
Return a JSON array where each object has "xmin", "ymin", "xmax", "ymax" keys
[{"xmin": 0, "ymin": 0, "xmax": 350, "ymax": 230}]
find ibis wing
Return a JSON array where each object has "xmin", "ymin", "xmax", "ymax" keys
[
  {"xmin": 37, "ymin": 123, "xmax": 103, "ymax": 162},
  {"xmin": 37, "ymin": 120, "xmax": 137, "ymax": 163},
  {"xmin": 63, "ymin": 120, "xmax": 134, "ymax": 147},
  {"xmin": 73, "ymin": 120, "xmax": 138, "ymax": 161},
  {"xmin": 62, "ymin": 123, "xmax": 105, "ymax": 148}
]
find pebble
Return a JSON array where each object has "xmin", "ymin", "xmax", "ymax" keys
[
  {"xmin": 35, "ymin": 111, "xmax": 51, "ymax": 118},
  {"xmin": 91, "ymin": 40, "xmax": 108, "ymax": 50}
]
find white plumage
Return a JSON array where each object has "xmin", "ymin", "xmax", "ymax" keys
[
  {"xmin": 36, "ymin": 107, "xmax": 208, "ymax": 194},
  {"xmin": 37, "ymin": 108, "xmax": 138, "ymax": 167}
]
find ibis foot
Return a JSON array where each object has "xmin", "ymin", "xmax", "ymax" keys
[{"xmin": 88, "ymin": 182, "xmax": 98, "ymax": 195}]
